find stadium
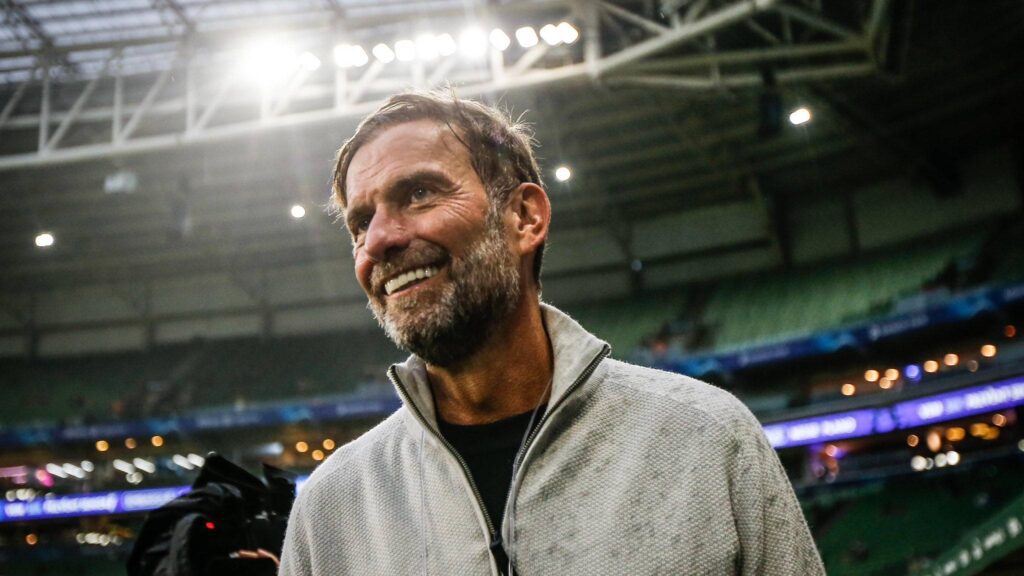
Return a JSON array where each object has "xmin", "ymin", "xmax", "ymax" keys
[{"xmin": 1, "ymin": 0, "xmax": 1023, "ymax": 574}]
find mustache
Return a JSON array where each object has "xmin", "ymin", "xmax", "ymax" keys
[{"xmin": 369, "ymin": 242, "xmax": 449, "ymax": 294}]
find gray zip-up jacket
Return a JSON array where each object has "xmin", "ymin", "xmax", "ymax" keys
[{"xmin": 279, "ymin": 304, "xmax": 825, "ymax": 575}]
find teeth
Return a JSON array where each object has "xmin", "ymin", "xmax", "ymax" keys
[{"xmin": 385, "ymin": 266, "xmax": 439, "ymax": 295}]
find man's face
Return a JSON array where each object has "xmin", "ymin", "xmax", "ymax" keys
[{"xmin": 344, "ymin": 120, "xmax": 522, "ymax": 366}]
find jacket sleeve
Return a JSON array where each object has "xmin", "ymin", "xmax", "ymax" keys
[
  {"xmin": 278, "ymin": 492, "xmax": 314, "ymax": 576},
  {"xmin": 728, "ymin": 406, "xmax": 825, "ymax": 576}
]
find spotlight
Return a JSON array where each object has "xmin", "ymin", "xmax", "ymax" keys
[
  {"xmin": 436, "ymin": 34, "xmax": 457, "ymax": 56},
  {"xmin": 540, "ymin": 24, "xmax": 561, "ymax": 46},
  {"xmin": 295, "ymin": 441, "xmax": 309, "ymax": 453},
  {"xmin": 555, "ymin": 166, "xmax": 571, "ymax": 182},
  {"xmin": 884, "ymin": 368, "xmax": 900, "ymax": 381},
  {"xmin": 943, "ymin": 353, "xmax": 959, "ymax": 367},
  {"xmin": 291, "ymin": 204, "xmax": 306, "ymax": 219},
  {"xmin": 864, "ymin": 369, "xmax": 879, "ymax": 382},
  {"xmin": 334, "ymin": 44, "xmax": 368, "ymax": 68},
  {"xmin": 372, "ymin": 43, "xmax": 395, "ymax": 64},
  {"xmin": 840, "ymin": 383, "xmax": 855, "ymax": 396},
  {"xmin": 516, "ymin": 27, "xmax": 539, "ymax": 48},
  {"xmin": 789, "ymin": 107, "xmax": 811, "ymax": 125},
  {"xmin": 923, "ymin": 360, "xmax": 939, "ymax": 373},
  {"xmin": 415, "ymin": 34, "xmax": 439, "ymax": 61},
  {"xmin": 242, "ymin": 39, "xmax": 296, "ymax": 84},
  {"xmin": 981, "ymin": 344, "xmax": 997, "ymax": 358},
  {"xmin": 489, "ymin": 29, "xmax": 511, "ymax": 51},
  {"xmin": 458, "ymin": 28, "xmax": 488, "ymax": 58},
  {"xmin": 95, "ymin": 440, "xmax": 109, "ymax": 452},
  {"xmin": 35, "ymin": 232, "xmax": 54, "ymax": 247},
  {"xmin": 395, "ymin": 39, "xmax": 416, "ymax": 62},
  {"xmin": 557, "ymin": 22, "xmax": 579, "ymax": 44},
  {"xmin": 297, "ymin": 51, "xmax": 321, "ymax": 71},
  {"xmin": 904, "ymin": 364, "xmax": 921, "ymax": 381}
]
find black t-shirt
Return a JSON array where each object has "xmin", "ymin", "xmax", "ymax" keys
[{"xmin": 437, "ymin": 406, "xmax": 546, "ymax": 532}]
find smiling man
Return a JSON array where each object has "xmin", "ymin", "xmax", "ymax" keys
[{"xmin": 278, "ymin": 92, "xmax": 824, "ymax": 576}]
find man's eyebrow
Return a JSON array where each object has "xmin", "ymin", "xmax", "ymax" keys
[{"xmin": 389, "ymin": 169, "xmax": 457, "ymax": 192}]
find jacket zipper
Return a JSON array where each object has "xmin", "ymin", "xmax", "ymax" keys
[
  {"xmin": 387, "ymin": 343, "xmax": 610, "ymax": 572},
  {"xmin": 500, "ymin": 344, "xmax": 611, "ymax": 535},
  {"xmin": 388, "ymin": 365, "xmax": 498, "ymax": 538}
]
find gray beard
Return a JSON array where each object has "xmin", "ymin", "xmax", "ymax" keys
[{"xmin": 367, "ymin": 212, "xmax": 522, "ymax": 368}]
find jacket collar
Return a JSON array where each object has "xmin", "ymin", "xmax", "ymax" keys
[{"xmin": 389, "ymin": 303, "xmax": 610, "ymax": 431}]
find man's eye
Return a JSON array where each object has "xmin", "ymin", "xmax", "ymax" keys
[{"xmin": 410, "ymin": 187, "xmax": 430, "ymax": 202}]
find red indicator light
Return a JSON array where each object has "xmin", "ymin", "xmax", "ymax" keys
[{"xmin": 205, "ymin": 521, "xmax": 216, "ymax": 530}]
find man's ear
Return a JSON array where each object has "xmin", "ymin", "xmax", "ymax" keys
[{"xmin": 507, "ymin": 182, "xmax": 551, "ymax": 258}]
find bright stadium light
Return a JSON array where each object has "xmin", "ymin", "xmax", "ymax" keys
[
  {"xmin": 372, "ymin": 43, "xmax": 395, "ymax": 63},
  {"xmin": 416, "ymin": 34, "xmax": 439, "ymax": 61},
  {"xmin": 557, "ymin": 21, "xmax": 579, "ymax": 44},
  {"xmin": 436, "ymin": 33, "xmax": 457, "ymax": 56},
  {"xmin": 516, "ymin": 26, "xmax": 539, "ymax": 48},
  {"xmin": 555, "ymin": 166, "xmax": 571, "ymax": 181},
  {"xmin": 489, "ymin": 28, "xmax": 511, "ymax": 51},
  {"xmin": 395, "ymin": 39, "xmax": 416, "ymax": 62},
  {"xmin": 35, "ymin": 232, "xmax": 54, "ymax": 247},
  {"xmin": 540, "ymin": 24, "xmax": 561, "ymax": 46},
  {"xmin": 291, "ymin": 204, "xmax": 306, "ymax": 219},
  {"xmin": 789, "ymin": 107, "xmax": 812, "ymax": 125},
  {"xmin": 243, "ymin": 38, "xmax": 296, "ymax": 84},
  {"xmin": 297, "ymin": 51, "xmax": 321, "ymax": 71},
  {"xmin": 459, "ymin": 28, "xmax": 488, "ymax": 58},
  {"xmin": 334, "ymin": 44, "xmax": 368, "ymax": 68}
]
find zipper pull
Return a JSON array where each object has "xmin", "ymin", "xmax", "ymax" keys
[{"xmin": 489, "ymin": 533, "xmax": 518, "ymax": 576}]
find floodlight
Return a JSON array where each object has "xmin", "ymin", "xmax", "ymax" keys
[
  {"xmin": 244, "ymin": 39, "xmax": 296, "ymax": 84},
  {"xmin": 540, "ymin": 24, "xmax": 561, "ymax": 46},
  {"xmin": 789, "ymin": 107, "xmax": 811, "ymax": 125},
  {"xmin": 516, "ymin": 26, "xmax": 539, "ymax": 48},
  {"xmin": 373, "ymin": 43, "xmax": 395, "ymax": 63},
  {"xmin": 291, "ymin": 204, "xmax": 306, "ymax": 219},
  {"xmin": 395, "ymin": 39, "xmax": 416, "ymax": 62},
  {"xmin": 35, "ymin": 232, "xmax": 54, "ymax": 247},
  {"xmin": 334, "ymin": 44, "xmax": 368, "ymax": 68},
  {"xmin": 555, "ymin": 166, "xmax": 571, "ymax": 181},
  {"xmin": 557, "ymin": 22, "xmax": 579, "ymax": 44},
  {"xmin": 298, "ymin": 51, "xmax": 321, "ymax": 71},
  {"xmin": 416, "ymin": 34, "xmax": 439, "ymax": 61},
  {"xmin": 489, "ymin": 28, "xmax": 511, "ymax": 51},
  {"xmin": 436, "ymin": 33, "xmax": 457, "ymax": 56},
  {"xmin": 459, "ymin": 28, "xmax": 488, "ymax": 58}
]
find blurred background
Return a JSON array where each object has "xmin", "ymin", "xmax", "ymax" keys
[{"xmin": 1, "ymin": 0, "xmax": 1023, "ymax": 574}]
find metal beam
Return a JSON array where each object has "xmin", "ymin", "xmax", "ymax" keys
[
  {"xmin": 595, "ymin": 0, "xmax": 777, "ymax": 76},
  {"xmin": 46, "ymin": 60, "xmax": 110, "ymax": 151},
  {"xmin": 119, "ymin": 64, "xmax": 174, "ymax": 143},
  {"xmin": 774, "ymin": 4, "xmax": 858, "ymax": 41},
  {"xmin": 0, "ymin": 75, "xmax": 30, "ymax": 130}
]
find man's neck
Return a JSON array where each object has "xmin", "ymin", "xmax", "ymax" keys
[{"xmin": 425, "ymin": 293, "xmax": 553, "ymax": 426}]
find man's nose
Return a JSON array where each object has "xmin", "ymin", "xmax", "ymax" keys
[{"xmin": 363, "ymin": 208, "xmax": 410, "ymax": 262}]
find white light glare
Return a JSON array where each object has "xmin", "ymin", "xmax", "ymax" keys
[
  {"xmin": 910, "ymin": 455, "xmax": 927, "ymax": 471},
  {"xmin": 516, "ymin": 27, "xmax": 539, "ymax": 48},
  {"xmin": 45, "ymin": 463, "xmax": 68, "ymax": 478},
  {"xmin": 187, "ymin": 453, "xmax": 206, "ymax": 468},
  {"xmin": 436, "ymin": 34, "xmax": 457, "ymax": 56},
  {"xmin": 172, "ymin": 454, "xmax": 195, "ymax": 470},
  {"xmin": 372, "ymin": 43, "xmax": 395, "ymax": 64},
  {"xmin": 395, "ymin": 39, "xmax": 416, "ymax": 62},
  {"xmin": 946, "ymin": 450, "xmax": 960, "ymax": 466},
  {"xmin": 334, "ymin": 44, "xmax": 368, "ymax": 68},
  {"xmin": 539, "ymin": 24, "xmax": 561, "ymax": 46},
  {"xmin": 62, "ymin": 463, "xmax": 85, "ymax": 479},
  {"xmin": 35, "ymin": 232, "xmax": 54, "ymax": 247},
  {"xmin": 112, "ymin": 459, "xmax": 135, "ymax": 474},
  {"xmin": 416, "ymin": 34, "xmax": 439, "ymax": 61},
  {"xmin": 80, "ymin": 460, "xmax": 94, "ymax": 472},
  {"xmin": 290, "ymin": 204, "xmax": 306, "ymax": 219},
  {"xmin": 557, "ymin": 22, "xmax": 579, "ymax": 44},
  {"xmin": 133, "ymin": 458, "xmax": 156, "ymax": 473},
  {"xmin": 459, "ymin": 28, "xmax": 488, "ymax": 58},
  {"xmin": 789, "ymin": 107, "xmax": 812, "ymax": 125},
  {"xmin": 489, "ymin": 28, "xmax": 511, "ymax": 51},
  {"xmin": 297, "ymin": 51, "xmax": 320, "ymax": 71},
  {"xmin": 555, "ymin": 166, "xmax": 572, "ymax": 182},
  {"xmin": 243, "ymin": 39, "xmax": 296, "ymax": 84}
]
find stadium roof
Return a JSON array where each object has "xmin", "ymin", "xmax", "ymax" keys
[{"xmin": 0, "ymin": 0, "xmax": 1022, "ymax": 292}]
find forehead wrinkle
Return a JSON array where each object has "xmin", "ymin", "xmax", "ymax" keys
[{"xmin": 347, "ymin": 120, "xmax": 477, "ymax": 205}]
